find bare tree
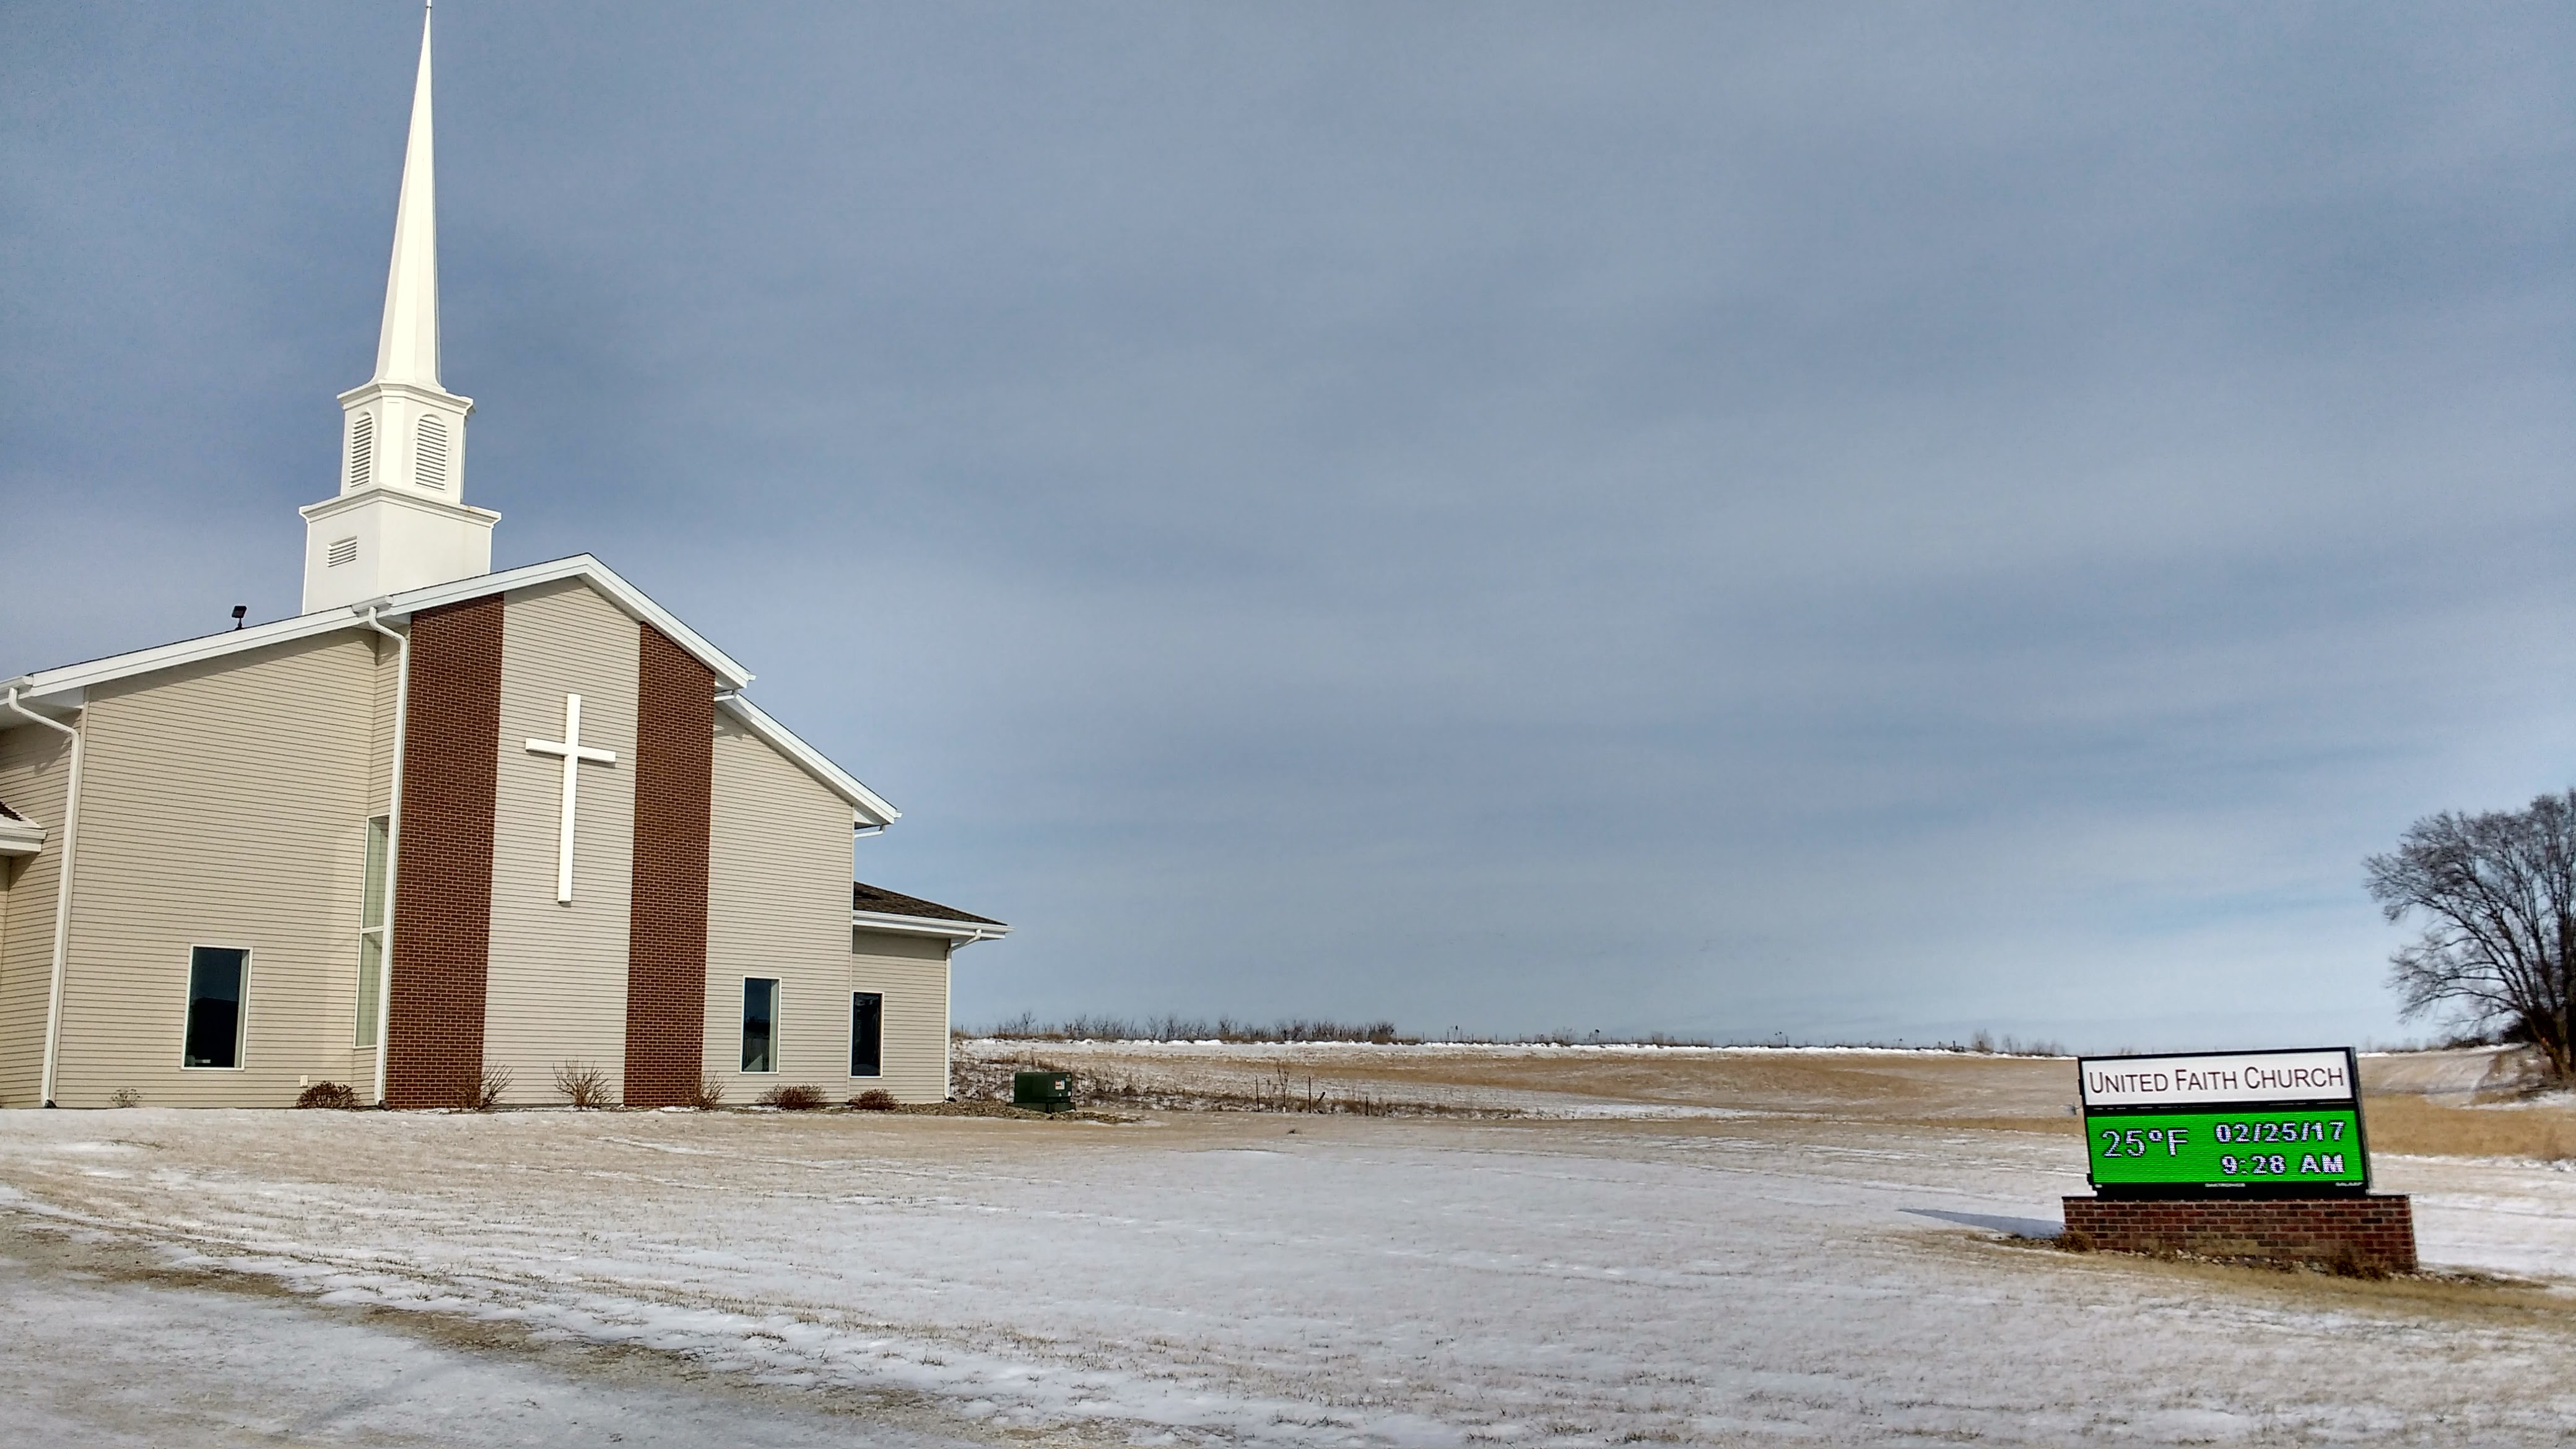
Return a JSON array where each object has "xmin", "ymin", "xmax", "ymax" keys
[{"xmin": 2367, "ymin": 791, "xmax": 2576, "ymax": 1081}]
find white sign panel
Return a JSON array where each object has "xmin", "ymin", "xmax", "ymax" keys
[{"xmin": 2078, "ymin": 1049, "xmax": 2357, "ymax": 1109}]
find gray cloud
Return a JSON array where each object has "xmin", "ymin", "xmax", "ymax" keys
[{"xmin": 6, "ymin": 2, "xmax": 2573, "ymax": 1046}]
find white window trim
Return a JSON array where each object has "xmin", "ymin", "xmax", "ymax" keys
[
  {"xmin": 849, "ymin": 990, "xmax": 884, "ymax": 1079},
  {"xmin": 179, "ymin": 943, "xmax": 252, "ymax": 1071},
  {"xmin": 354, "ymin": 816, "xmax": 389, "ymax": 1050},
  {"xmin": 741, "ymin": 976, "xmax": 781, "ymax": 1074}
]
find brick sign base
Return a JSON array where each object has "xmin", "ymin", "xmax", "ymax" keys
[{"xmin": 2061, "ymin": 1194, "xmax": 2416, "ymax": 1272}]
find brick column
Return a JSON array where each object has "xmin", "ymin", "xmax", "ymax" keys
[
  {"xmin": 622, "ymin": 622, "xmax": 715, "ymax": 1107},
  {"xmin": 385, "ymin": 596, "xmax": 505, "ymax": 1108}
]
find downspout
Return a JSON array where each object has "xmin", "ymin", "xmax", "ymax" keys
[
  {"xmin": 6, "ymin": 688, "xmax": 82, "ymax": 1108},
  {"xmin": 359, "ymin": 607, "xmax": 410, "ymax": 1106}
]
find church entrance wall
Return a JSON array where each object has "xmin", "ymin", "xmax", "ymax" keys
[{"xmin": 478, "ymin": 581, "xmax": 640, "ymax": 1105}]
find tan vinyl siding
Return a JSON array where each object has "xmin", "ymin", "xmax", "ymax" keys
[
  {"xmin": 852, "ymin": 930, "xmax": 951, "ymax": 1102},
  {"xmin": 49, "ymin": 633, "xmax": 383, "ymax": 1107},
  {"xmin": 483, "ymin": 580, "xmax": 640, "ymax": 1105},
  {"xmin": 706, "ymin": 715, "xmax": 951, "ymax": 1103},
  {"xmin": 0, "ymin": 724, "xmax": 74, "ymax": 1105},
  {"xmin": 367, "ymin": 629, "xmax": 400, "ymax": 817}
]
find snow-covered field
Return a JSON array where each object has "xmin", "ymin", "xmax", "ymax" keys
[{"xmin": 5, "ymin": 1047, "xmax": 2576, "ymax": 1445}]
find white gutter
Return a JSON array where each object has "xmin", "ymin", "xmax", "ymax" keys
[
  {"xmin": 0, "ymin": 809, "xmax": 42, "ymax": 856},
  {"xmin": 851, "ymin": 909, "xmax": 1010, "ymax": 945},
  {"xmin": 359, "ymin": 607, "xmax": 409, "ymax": 1107},
  {"xmin": 6, "ymin": 688, "xmax": 83, "ymax": 1108}
]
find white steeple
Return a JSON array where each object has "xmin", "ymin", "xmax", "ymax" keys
[
  {"xmin": 300, "ymin": 2, "xmax": 499, "ymax": 615},
  {"xmin": 375, "ymin": 1, "xmax": 443, "ymax": 390}
]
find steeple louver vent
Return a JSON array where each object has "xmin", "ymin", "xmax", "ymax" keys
[
  {"xmin": 328, "ymin": 536, "xmax": 359, "ymax": 568},
  {"xmin": 415, "ymin": 415, "xmax": 450, "ymax": 490},
  {"xmin": 347, "ymin": 412, "xmax": 375, "ymax": 489}
]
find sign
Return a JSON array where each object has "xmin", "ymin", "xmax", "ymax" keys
[
  {"xmin": 2077, "ymin": 1048, "xmax": 2368, "ymax": 1193},
  {"xmin": 2079, "ymin": 1049, "xmax": 2355, "ymax": 1108}
]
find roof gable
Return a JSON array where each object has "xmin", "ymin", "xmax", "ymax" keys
[
  {"xmin": 4, "ymin": 555, "xmax": 898, "ymax": 824},
  {"xmin": 717, "ymin": 694, "xmax": 899, "ymax": 825},
  {"xmin": 5, "ymin": 555, "xmax": 748, "ymax": 702}
]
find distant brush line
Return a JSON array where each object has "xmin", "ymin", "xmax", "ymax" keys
[
  {"xmin": 978, "ymin": 1013, "xmax": 1408, "ymax": 1044},
  {"xmin": 966, "ymin": 1017, "xmax": 2075, "ymax": 1055}
]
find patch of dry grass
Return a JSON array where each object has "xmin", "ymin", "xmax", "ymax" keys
[
  {"xmin": 1977, "ymin": 1232, "xmax": 2576, "ymax": 1325},
  {"xmin": 2361, "ymin": 1092, "xmax": 2576, "ymax": 1160}
]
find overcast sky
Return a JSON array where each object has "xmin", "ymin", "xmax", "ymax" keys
[{"xmin": 6, "ymin": 3, "xmax": 2572, "ymax": 1047}]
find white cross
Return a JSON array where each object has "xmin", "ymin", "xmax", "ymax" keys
[{"xmin": 526, "ymin": 694, "xmax": 616, "ymax": 903}]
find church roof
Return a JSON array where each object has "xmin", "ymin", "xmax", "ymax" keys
[
  {"xmin": 0, "ymin": 798, "xmax": 22, "ymax": 822},
  {"xmin": 853, "ymin": 881, "xmax": 1004, "ymax": 926},
  {"xmin": 2, "ymin": 554, "xmax": 900, "ymax": 824},
  {"xmin": 6, "ymin": 555, "xmax": 747, "ymax": 700}
]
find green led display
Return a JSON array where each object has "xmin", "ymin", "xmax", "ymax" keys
[{"xmin": 2086, "ymin": 1107, "xmax": 2367, "ymax": 1188}]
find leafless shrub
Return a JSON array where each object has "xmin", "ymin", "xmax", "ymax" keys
[
  {"xmin": 476, "ymin": 1064, "xmax": 513, "ymax": 1111},
  {"xmin": 107, "ymin": 1087, "xmax": 142, "ymax": 1108},
  {"xmin": 552, "ymin": 1061, "xmax": 613, "ymax": 1108},
  {"xmin": 689, "ymin": 1073, "xmax": 728, "ymax": 1110},
  {"xmin": 848, "ymin": 1089, "xmax": 899, "ymax": 1110},
  {"xmin": 757, "ymin": 1083, "xmax": 827, "ymax": 1110},
  {"xmin": 295, "ymin": 1081, "xmax": 360, "ymax": 1110}
]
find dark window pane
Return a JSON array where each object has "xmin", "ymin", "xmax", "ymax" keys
[
  {"xmin": 741, "ymin": 977, "xmax": 778, "ymax": 1073},
  {"xmin": 184, "ymin": 946, "xmax": 248, "ymax": 1069},
  {"xmin": 850, "ymin": 992, "xmax": 882, "ymax": 1077}
]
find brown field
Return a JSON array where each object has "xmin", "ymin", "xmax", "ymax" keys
[
  {"xmin": 960, "ymin": 1038, "xmax": 2576, "ymax": 1159},
  {"xmin": 2358, "ymin": 1090, "xmax": 2576, "ymax": 1160}
]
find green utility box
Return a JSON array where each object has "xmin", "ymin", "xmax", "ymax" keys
[{"xmin": 1013, "ymin": 1070, "xmax": 1076, "ymax": 1113}]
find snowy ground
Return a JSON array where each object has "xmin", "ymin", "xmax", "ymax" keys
[
  {"xmin": 5, "ymin": 1048, "xmax": 2576, "ymax": 1445},
  {"xmin": 0, "ymin": 1232, "xmax": 978, "ymax": 1448}
]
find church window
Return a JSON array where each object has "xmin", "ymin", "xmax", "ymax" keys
[
  {"xmin": 741, "ymin": 978, "xmax": 780, "ymax": 1073},
  {"xmin": 850, "ymin": 992, "xmax": 883, "ymax": 1077},
  {"xmin": 328, "ymin": 536, "xmax": 359, "ymax": 568},
  {"xmin": 354, "ymin": 816, "xmax": 389, "ymax": 1049},
  {"xmin": 347, "ymin": 412, "xmax": 374, "ymax": 489},
  {"xmin": 182, "ymin": 946, "xmax": 250, "ymax": 1069},
  {"xmin": 415, "ymin": 415, "xmax": 449, "ymax": 490}
]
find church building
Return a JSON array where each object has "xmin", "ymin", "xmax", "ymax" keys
[{"xmin": 0, "ymin": 11, "xmax": 1005, "ymax": 1110}]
